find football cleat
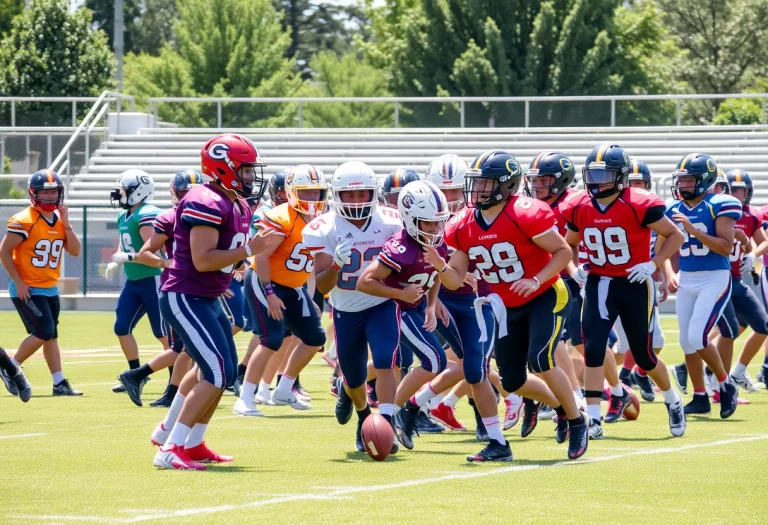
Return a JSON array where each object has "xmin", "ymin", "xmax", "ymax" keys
[
  {"xmin": 604, "ymin": 391, "xmax": 629, "ymax": 423},
  {"xmin": 719, "ymin": 381, "xmax": 738, "ymax": 419},
  {"xmin": 568, "ymin": 417, "xmax": 589, "ymax": 459},
  {"xmin": 335, "ymin": 376, "xmax": 353, "ymax": 425},
  {"xmin": 12, "ymin": 369, "xmax": 32, "ymax": 403},
  {"xmin": 329, "ymin": 376, "xmax": 339, "ymax": 398},
  {"xmin": 757, "ymin": 365, "xmax": 766, "ymax": 386},
  {"xmin": 388, "ymin": 419, "xmax": 400, "ymax": 455},
  {"xmin": 503, "ymin": 397, "xmax": 523, "ymax": 430},
  {"xmin": 520, "ymin": 399, "xmax": 541, "ymax": 438},
  {"xmin": 271, "ymin": 389, "xmax": 311, "ymax": 410},
  {"xmin": 395, "ymin": 404, "xmax": 419, "ymax": 450},
  {"xmin": 730, "ymin": 373, "xmax": 760, "ymax": 393},
  {"xmin": 321, "ymin": 352, "xmax": 337, "ymax": 368},
  {"xmin": 118, "ymin": 371, "xmax": 145, "ymax": 407},
  {"xmin": 153, "ymin": 445, "xmax": 206, "ymax": 471},
  {"xmin": 232, "ymin": 398, "xmax": 265, "ymax": 417},
  {"xmin": 355, "ymin": 418, "xmax": 366, "ymax": 452},
  {"xmin": 666, "ymin": 400, "xmax": 686, "ymax": 437},
  {"xmin": 150, "ymin": 422, "xmax": 170, "ymax": 447},
  {"xmin": 52, "ymin": 379, "xmax": 82, "ymax": 396},
  {"xmin": 468, "ymin": 399, "xmax": 489, "ymax": 442},
  {"xmin": 538, "ymin": 405, "xmax": 556, "ymax": 421},
  {"xmin": 1, "ymin": 367, "xmax": 19, "ymax": 396},
  {"xmin": 619, "ymin": 368, "xmax": 635, "ymax": 388},
  {"xmin": 430, "ymin": 403, "xmax": 466, "ymax": 431},
  {"xmin": 466, "ymin": 440, "xmax": 513, "ymax": 463},
  {"xmin": 588, "ymin": 418, "xmax": 603, "ymax": 440},
  {"xmin": 254, "ymin": 389, "xmax": 274, "ymax": 405},
  {"xmin": 149, "ymin": 388, "xmax": 175, "ymax": 408},
  {"xmin": 684, "ymin": 394, "xmax": 711, "ymax": 415},
  {"xmin": 555, "ymin": 415, "xmax": 569, "ymax": 444},
  {"xmin": 230, "ymin": 378, "xmax": 241, "ymax": 398},
  {"xmin": 112, "ymin": 382, "xmax": 126, "ymax": 393},
  {"xmin": 672, "ymin": 363, "xmax": 688, "ymax": 394},
  {"xmin": 632, "ymin": 370, "xmax": 656, "ymax": 402},
  {"xmin": 416, "ymin": 409, "xmax": 444, "ymax": 433},
  {"xmin": 185, "ymin": 442, "xmax": 233, "ymax": 463}
]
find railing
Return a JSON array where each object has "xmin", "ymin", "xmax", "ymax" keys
[{"xmin": 146, "ymin": 93, "xmax": 768, "ymax": 129}]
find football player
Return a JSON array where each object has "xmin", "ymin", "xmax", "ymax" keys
[
  {"xmin": 235, "ymin": 165, "xmax": 328, "ymax": 415},
  {"xmin": 663, "ymin": 153, "xmax": 741, "ymax": 417},
  {"xmin": 106, "ymin": 170, "xmax": 170, "ymax": 396},
  {"xmin": 0, "ymin": 346, "xmax": 31, "ymax": 402},
  {"xmin": 153, "ymin": 133, "xmax": 274, "ymax": 470},
  {"xmin": 0, "ymin": 169, "xmax": 82, "ymax": 396},
  {"xmin": 379, "ymin": 168, "xmax": 421, "ymax": 208},
  {"xmin": 303, "ymin": 161, "xmax": 402, "ymax": 452},
  {"xmin": 429, "ymin": 151, "xmax": 588, "ymax": 462}
]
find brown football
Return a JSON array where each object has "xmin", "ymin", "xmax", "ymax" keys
[{"xmin": 362, "ymin": 414, "xmax": 394, "ymax": 461}]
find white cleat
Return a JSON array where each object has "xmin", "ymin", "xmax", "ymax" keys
[
  {"xmin": 503, "ymin": 396, "xmax": 523, "ymax": 430},
  {"xmin": 150, "ymin": 422, "xmax": 170, "ymax": 447},
  {"xmin": 666, "ymin": 400, "xmax": 686, "ymax": 437},
  {"xmin": 153, "ymin": 445, "xmax": 206, "ymax": 471},
  {"xmin": 254, "ymin": 389, "xmax": 275, "ymax": 405},
  {"xmin": 271, "ymin": 390, "xmax": 311, "ymax": 410},
  {"xmin": 730, "ymin": 373, "xmax": 760, "ymax": 393},
  {"xmin": 232, "ymin": 398, "xmax": 265, "ymax": 417}
]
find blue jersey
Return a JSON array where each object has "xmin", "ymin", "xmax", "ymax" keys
[{"xmin": 665, "ymin": 194, "xmax": 742, "ymax": 272}]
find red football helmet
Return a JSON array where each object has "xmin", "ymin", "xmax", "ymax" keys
[{"xmin": 200, "ymin": 134, "xmax": 266, "ymax": 198}]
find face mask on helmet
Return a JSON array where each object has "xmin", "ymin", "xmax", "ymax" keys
[
  {"xmin": 413, "ymin": 218, "xmax": 446, "ymax": 247},
  {"xmin": 290, "ymin": 187, "xmax": 328, "ymax": 216},
  {"xmin": 463, "ymin": 173, "xmax": 516, "ymax": 210},
  {"xmin": 524, "ymin": 172, "xmax": 557, "ymax": 200},
  {"xmin": 672, "ymin": 173, "xmax": 701, "ymax": 200},
  {"xmin": 234, "ymin": 164, "xmax": 265, "ymax": 199},
  {"xmin": 334, "ymin": 189, "xmax": 376, "ymax": 220},
  {"xmin": 583, "ymin": 163, "xmax": 627, "ymax": 199},
  {"xmin": 440, "ymin": 188, "xmax": 465, "ymax": 214},
  {"xmin": 30, "ymin": 187, "xmax": 63, "ymax": 212},
  {"xmin": 627, "ymin": 177, "xmax": 652, "ymax": 191},
  {"xmin": 110, "ymin": 186, "xmax": 132, "ymax": 209}
]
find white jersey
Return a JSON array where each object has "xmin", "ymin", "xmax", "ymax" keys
[{"xmin": 303, "ymin": 207, "xmax": 402, "ymax": 312}]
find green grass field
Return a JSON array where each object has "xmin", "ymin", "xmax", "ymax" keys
[{"xmin": 1, "ymin": 311, "xmax": 767, "ymax": 524}]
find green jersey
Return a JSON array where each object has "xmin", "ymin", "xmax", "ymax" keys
[{"xmin": 117, "ymin": 203, "xmax": 163, "ymax": 280}]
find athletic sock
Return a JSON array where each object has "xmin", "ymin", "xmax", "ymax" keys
[
  {"xmin": 294, "ymin": 374, "xmax": 303, "ymax": 390},
  {"xmin": 274, "ymin": 374, "xmax": 296, "ymax": 397},
  {"xmin": 428, "ymin": 392, "xmax": 445, "ymax": 409},
  {"xmin": 661, "ymin": 388, "xmax": 680, "ymax": 404},
  {"xmin": 168, "ymin": 365, "xmax": 173, "ymax": 379},
  {"xmin": 587, "ymin": 403, "xmax": 602, "ymax": 422},
  {"xmin": 554, "ymin": 405, "xmax": 567, "ymax": 419},
  {"xmin": 716, "ymin": 373, "xmax": 728, "ymax": 386},
  {"xmin": 443, "ymin": 392, "xmax": 460, "ymax": 407},
  {"xmin": 610, "ymin": 383, "xmax": 625, "ymax": 397},
  {"xmin": 356, "ymin": 405, "xmax": 372, "ymax": 422},
  {"xmin": 52, "ymin": 371, "xmax": 65, "ymax": 384},
  {"xmin": 162, "ymin": 422, "xmax": 191, "ymax": 450},
  {"xmin": 732, "ymin": 362, "xmax": 747, "ymax": 376},
  {"xmin": 185, "ymin": 423, "xmax": 208, "ymax": 448},
  {"xmin": 379, "ymin": 403, "xmax": 395, "ymax": 418},
  {"xmin": 573, "ymin": 388, "xmax": 584, "ymax": 400},
  {"xmin": 132, "ymin": 363, "xmax": 153, "ymax": 381},
  {"xmin": 166, "ymin": 384, "xmax": 179, "ymax": 399},
  {"xmin": 411, "ymin": 383, "xmax": 437, "ymax": 408},
  {"xmin": 10, "ymin": 357, "xmax": 20, "ymax": 368},
  {"xmin": 482, "ymin": 416, "xmax": 505, "ymax": 444},
  {"xmin": 239, "ymin": 382, "xmax": 257, "ymax": 403},
  {"xmin": 162, "ymin": 393, "xmax": 186, "ymax": 430},
  {"xmin": 128, "ymin": 359, "xmax": 140, "ymax": 370},
  {"xmin": 257, "ymin": 380, "xmax": 271, "ymax": 395},
  {"xmin": 635, "ymin": 367, "xmax": 648, "ymax": 377},
  {"xmin": 237, "ymin": 363, "xmax": 247, "ymax": 378}
]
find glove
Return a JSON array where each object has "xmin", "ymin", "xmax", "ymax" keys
[
  {"xmin": 112, "ymin": 252, "xmax": 131, "ymax": 264},
  {"xmin": 626, "ymin": 261, "xmax": 657, "ymax": 283},
  {"xmin": 739, "ymin": 253, "xmax": 755, "ymax": 275},
  {"xmin": 572, "ymin": 264, "xmax": 589, "ymax": 286},
  {"xmin": 105, "ymin": 262, "xmax": 119, "ymax": 280},
  {"xmin": 333, "ymin": 239, "xmax": 353, "ymax": 269}
]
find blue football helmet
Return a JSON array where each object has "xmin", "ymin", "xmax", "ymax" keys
[
  {"xmin": 524, "ymin": 152, "xmax": 576, "ymax": 200},
  {"xmin": 170, "ymin": 169, "xmax": 203, "ymax": 205},
  {"xmin": 380, "ymin": 168, "xmax": 421, "ymax": 207},
  {"xmin": 28, "ymin": 169, "xmax": 64, "ymax": 212},
  {"xmin": 672, "ymin": 153, "xmax": 718, "ymax": 201},
  {"xmin": 582, "ymin": 144, "xmax": 631, "ymax": 199},
  {"xmin": 726, "ymin": 169, "xmax": 753, "ymax": 205},
  {"xmin": 464, "ymin": 150, "xmax": 522, "ymax": 210},
  {"xmin": 627, "ymin": 159, "xmax": 653, "ymax": 191}
]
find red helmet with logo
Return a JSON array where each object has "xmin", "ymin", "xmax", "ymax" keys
[{"xmin": 200, "ymin": 134, "xmax": 266, "ymax": 198}]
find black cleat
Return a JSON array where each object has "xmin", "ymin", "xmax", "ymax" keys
[
  {"xmin": 758, "ymin": 365, "xmax": 767, "ymax": 388},
  {"xmin": 334, "ymin": 376, "xmax": 353, "ymax": 425},
  {"xmin": 1, "ymin": 367, "xmax": 19, "ymax": 396},
  {"xmin": 632, "ymin": 371, "xmax": 656, "ymax": 402},
  {"xmin": 520, "ymin": 399, "xmax": 541, "ymax": 438},
  {"xmin": 604, "ymin": 391, "xmax": 629, "ymax": 423},
  {"xmin": 395, "ymin": 403, "xmax": 420, "ymax": 450},
  {"xmin": 684, "ymin": 393, "xmax": 711, "ymax": 415},
  {"xmin": 12, "ymin": 369, "xmax": 32, "ymax": 402},
  {"xmin": 52, "ymin": 379, "xmax": 82, "ymax": 396},
  {"xmin": 355, "ymin": 418, "xmax": 366, "ymax": 452},
  {"xmin": 469, "ymin": 399, "xmax": 489, "ymax": 442},
  {"xmin": 466, "ymin": 440, "xmax": 513, "ymax": 462},
  {"xmin": 719, "ymin": 381, "xmax": 738, "ymax": 419},
  {"xmin": 555, "ymin": 415, "xmax": 569, "ymax": 444},
  {"xmin": 619, "ymin": 368, "xmax": 635, "ymax": 388},
  {"xmin": 567, "ymin": 416, "xmax": 589, "ymax": 460},
  {"xmin": 149, "ymin": 384, "xmax": 176, "ymax": 407},
  {"xmin": 673, "ymin": 363, "xmax": 688, "ymax": 394},
  {"xmin": 118, "ymin": 371, "xmax": 145, "ymax": 407},
  {"xmin": 416, "ymin": 410, "xmax": 444, "ymax": 434}
]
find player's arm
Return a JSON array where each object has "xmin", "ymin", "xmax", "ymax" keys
[
  {"xmin": 427, "ymin": 247, "xmax": 469, "ymax": 291},
  {"xmin": 647, "ymin": 216, "xmax": 684, "ymax": 267},
  {"xmin": 357, "ymin": 260, "xmax": 421, "ymax": 302},
  {"xmin": 752, "ymin": 227, "xmax": 768, "ymax": 258},
  {"xmin": 0, "ymin": 232, "xmax": 28, "ymax": 297},
  {"xmin": 58, "ymin": 204, "xmax": 81, "ymax": 256},
  {"xmin": 511, "ymin": 229, "xmax": 570, "ymax": 298},
  {"xmin": 313, "ymin": 252, "xmax": 338, "ymax": 295},
  {"xmin": 564, "ymin": 228, "xmax": 582, "ymax": 271},
  {"xmin": 253, "ymin": 234, "xmax": 284, "ymax": 285},
  {"xmin": 136, "ymin": 232, "xmax": 170, "ymax": 269},
  {"xmin": 672, "ymin": 212, "xmax": 734, "ymax": 256},
  {"xmin": 191, "ymin": 226, "xmax": 278, "ymax": 273}
]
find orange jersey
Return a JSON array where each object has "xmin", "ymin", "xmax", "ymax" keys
[
  {"xmin": 255, "ymin": 203, "xmax": 313, "ymax": 288},
  {"xmin": 6, "ymin": 207, "xmax": 67, "ymax": 288}
]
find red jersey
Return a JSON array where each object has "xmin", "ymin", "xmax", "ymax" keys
[
  {"xmin": 730, "ymin": 204, "xmax": 762, "ymax": 278},
  {"xmin": 444, "ymin": 195, "xmax": 559, "ymax": 307},
  {"xmin": 550, "ymin": 188, "xmax": 579, "ymax": 278},
  {"xmin": 560, "ymin": 188, "xmax": 665, "ymax": 278}
]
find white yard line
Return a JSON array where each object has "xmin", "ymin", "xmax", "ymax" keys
[
  {"xmin": 11, "ymin": 433, "xmax": 768, "ymax": 524},
  {"xmin": 0, "ymin": 432, "xmax": 46, "ymax": 440}
]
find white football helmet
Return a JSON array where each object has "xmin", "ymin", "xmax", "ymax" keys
[
  {"xmin": 397, "ymin": 180, "xmax": 450, "ymax": 247},
  {"xmin": 110, "ymin": 169, "xmax": 155, "ymax": 210},
  {"xmin": 331, "ymin": 161, "xmax": 378, "ymax": 220},
  {"xmin": 286, "ymin": 164, "xmax": 328, "ymax": 217},
  {"xmin": 426, "ymin": 154, "xmax": 468, "ymax": 214}
]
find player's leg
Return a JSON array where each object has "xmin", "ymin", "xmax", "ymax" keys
[
  {"xmin": 333, "ymin": 307, "xmax": 371, "ymax": 428},
  {"xmin": 225, "ymin": 279, "xmax": 246, "ymax": 336},
  {"xmin": 113, "ymin": 279, "xmax": 146, "ymax": 391},
  {"xmin": 758, "ymin": 265, "xmax": 768, "ymax": 385},
  {"xmin": 151, "ymin": 362, "xmax": 199, "ymax": 447},
  {"xmin": 715, "ymin": 298, "xmax": 739, "ymax": 372},
  {"xmin": 730, "ymin": 279, "xmax": 768, "ymax": 391},
  {"xmin": 10, "ymin": 296, "xmax": 49, "ymax": 365},
  {"xmin": 0, "ymin": 346, "xmax": 31, "ymax": 402},
  {"xmin": 273, "ymin": 285, "xmax": 326, "ymax": 408},
  {"xmin": 149, "ymin": 329, "xmax": 190, "ymax": 407}
]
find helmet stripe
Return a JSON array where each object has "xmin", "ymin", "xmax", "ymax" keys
[
  {"xmin": 632, "ymin": 160, "xmax": 640, "ymax": 174},
  {"xmin": 679, "ymin": 153, "xmax": 696, "ymax": 170},
  {"xmin": 735, "ymin": 169, "xmax": 742, "ymax": 182},
  {"xmin": 595, "ymin": 144, "xmax": 611, "ymax": 163},
  {"xmin": 473, "ymin": 151, "xmax": 492, "ymax": 170},
  {"xmin": 431, "ymin": 187, "xmax": 443, "ymax": 212},
  {"xmin": 46, "ymin": 169, "xmax": 53, "ymax": 183},
  {"xmin": 531, "ymin": 152, "xmax": 545, "ymax": 170}
]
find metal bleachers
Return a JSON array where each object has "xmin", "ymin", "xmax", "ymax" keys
[{"xmin": 62, "ymin": 126, "xmax": 768, "ymax": 207}]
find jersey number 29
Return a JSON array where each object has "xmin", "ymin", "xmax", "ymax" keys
[{"xmin": 468, "ymin": 241, "xmax": 523, "ymax": 283}]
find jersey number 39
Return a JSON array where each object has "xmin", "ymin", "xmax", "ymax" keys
[{"xmin": 32, "ymin": 239, "xmax": 64, "ymax": 269}]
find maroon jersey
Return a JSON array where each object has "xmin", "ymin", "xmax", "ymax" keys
[
  {"xmin": 153, "ymin": 207, "xmax": 176, "ymax": 285},
  {"xmin": 560, "ymin": 188, "xmax": 665, "ymax": 278},
  {"xmin": 161, "ymin": 184, "xmax": 252, "ymax": 298},
  {"xmin": 444, "ymin": 195, "xmax": 559, "ymax": 308},
  {"xmin": 730, "ymin": 204, "xmax": 762, "ymax": 278},
  {"xmin": 378, "ymin": 229, "xmax": 448, "ymax": 310}
]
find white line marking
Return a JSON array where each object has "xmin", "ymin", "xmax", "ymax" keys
[
  {"xmin": 0, "ymin": 432, "xmax": 46, "ymax": 440},
  {"xmin": 11, "ymin": 433, "xmax": 768, "ymax": 523}
]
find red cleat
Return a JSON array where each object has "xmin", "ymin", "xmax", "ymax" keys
[
  {"xmin": 430, "ymin": 403, "xmax": 466, "ymax": 431},
  {"xmin": 153, "ymin": 445, "xmax": 207, "ymax": 471},
  {"xmin": 184, "ymin": 442, "xmax": 234, "ymax": 464}
]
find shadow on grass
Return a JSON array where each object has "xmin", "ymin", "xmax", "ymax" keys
[{"xmin": 329, "ymin": 450, "xmax": 406, "ymax": 463}]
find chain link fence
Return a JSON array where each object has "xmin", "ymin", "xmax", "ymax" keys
[{"xmin": 0, "ymin": 204, "xmax": 135, "ymax": 294}]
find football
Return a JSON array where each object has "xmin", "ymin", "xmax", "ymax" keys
[
  {"xmin": 622, "ymin": 385, "xmax": 641, "ymax": 421},
  {"xmin": 362, "ymin": 414, "xmax": 394, "ymax": 461}
]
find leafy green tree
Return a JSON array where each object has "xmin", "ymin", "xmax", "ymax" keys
[
  {"xmin": 714, "ymin": 78, "xmax": 768, "ymax": 125},
  {"xmin": 87, "ymin": 0, "xmax": 177, "ymax": 56},
  {"xmin": 0, "ymin": 0, "xmax": 116, "ymax": 126},
  {"xmin": 85, "ymin": 0, "xmax": 142, "ymax": 54},
  {"xmin": 0, "ymin": 0, "xmax": 24, "ymax": 37},
  {"xmin": 302, "ymin": 51, "xmax": 393, "ymax": 128}
]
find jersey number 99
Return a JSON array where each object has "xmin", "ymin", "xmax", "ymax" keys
[{"xmin": 582, "ymin": 227, "xmax": 630, "ymax": 266}]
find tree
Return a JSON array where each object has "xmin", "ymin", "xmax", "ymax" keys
[
  {"xmin": 86, "ymin": 0, "xmax": 177, "ymax": 56},
  {"xmin": 302, "ymin": 51, "xmax": 393, "ymax": 128},
  {"xmin": 0, "ymin": 0, "xmax": 116, "ymax": 126},
  {"xmin": 85, "ymin": 0, "xmax": 142, "ymax": 54},
  {"xmin": 364, "ymin": 0, "xmax": 684, "ymax": 127},
  {"xmin": 0, "ymin": 0, "xmax": 24, "ymax": 37},
  {"xmin": 658, "ymin": 0, "xmax": 768, "ymax": 122},
  {"xmin": 714, "ymin": 78, "xmax": 768, "ymax": 125}
]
